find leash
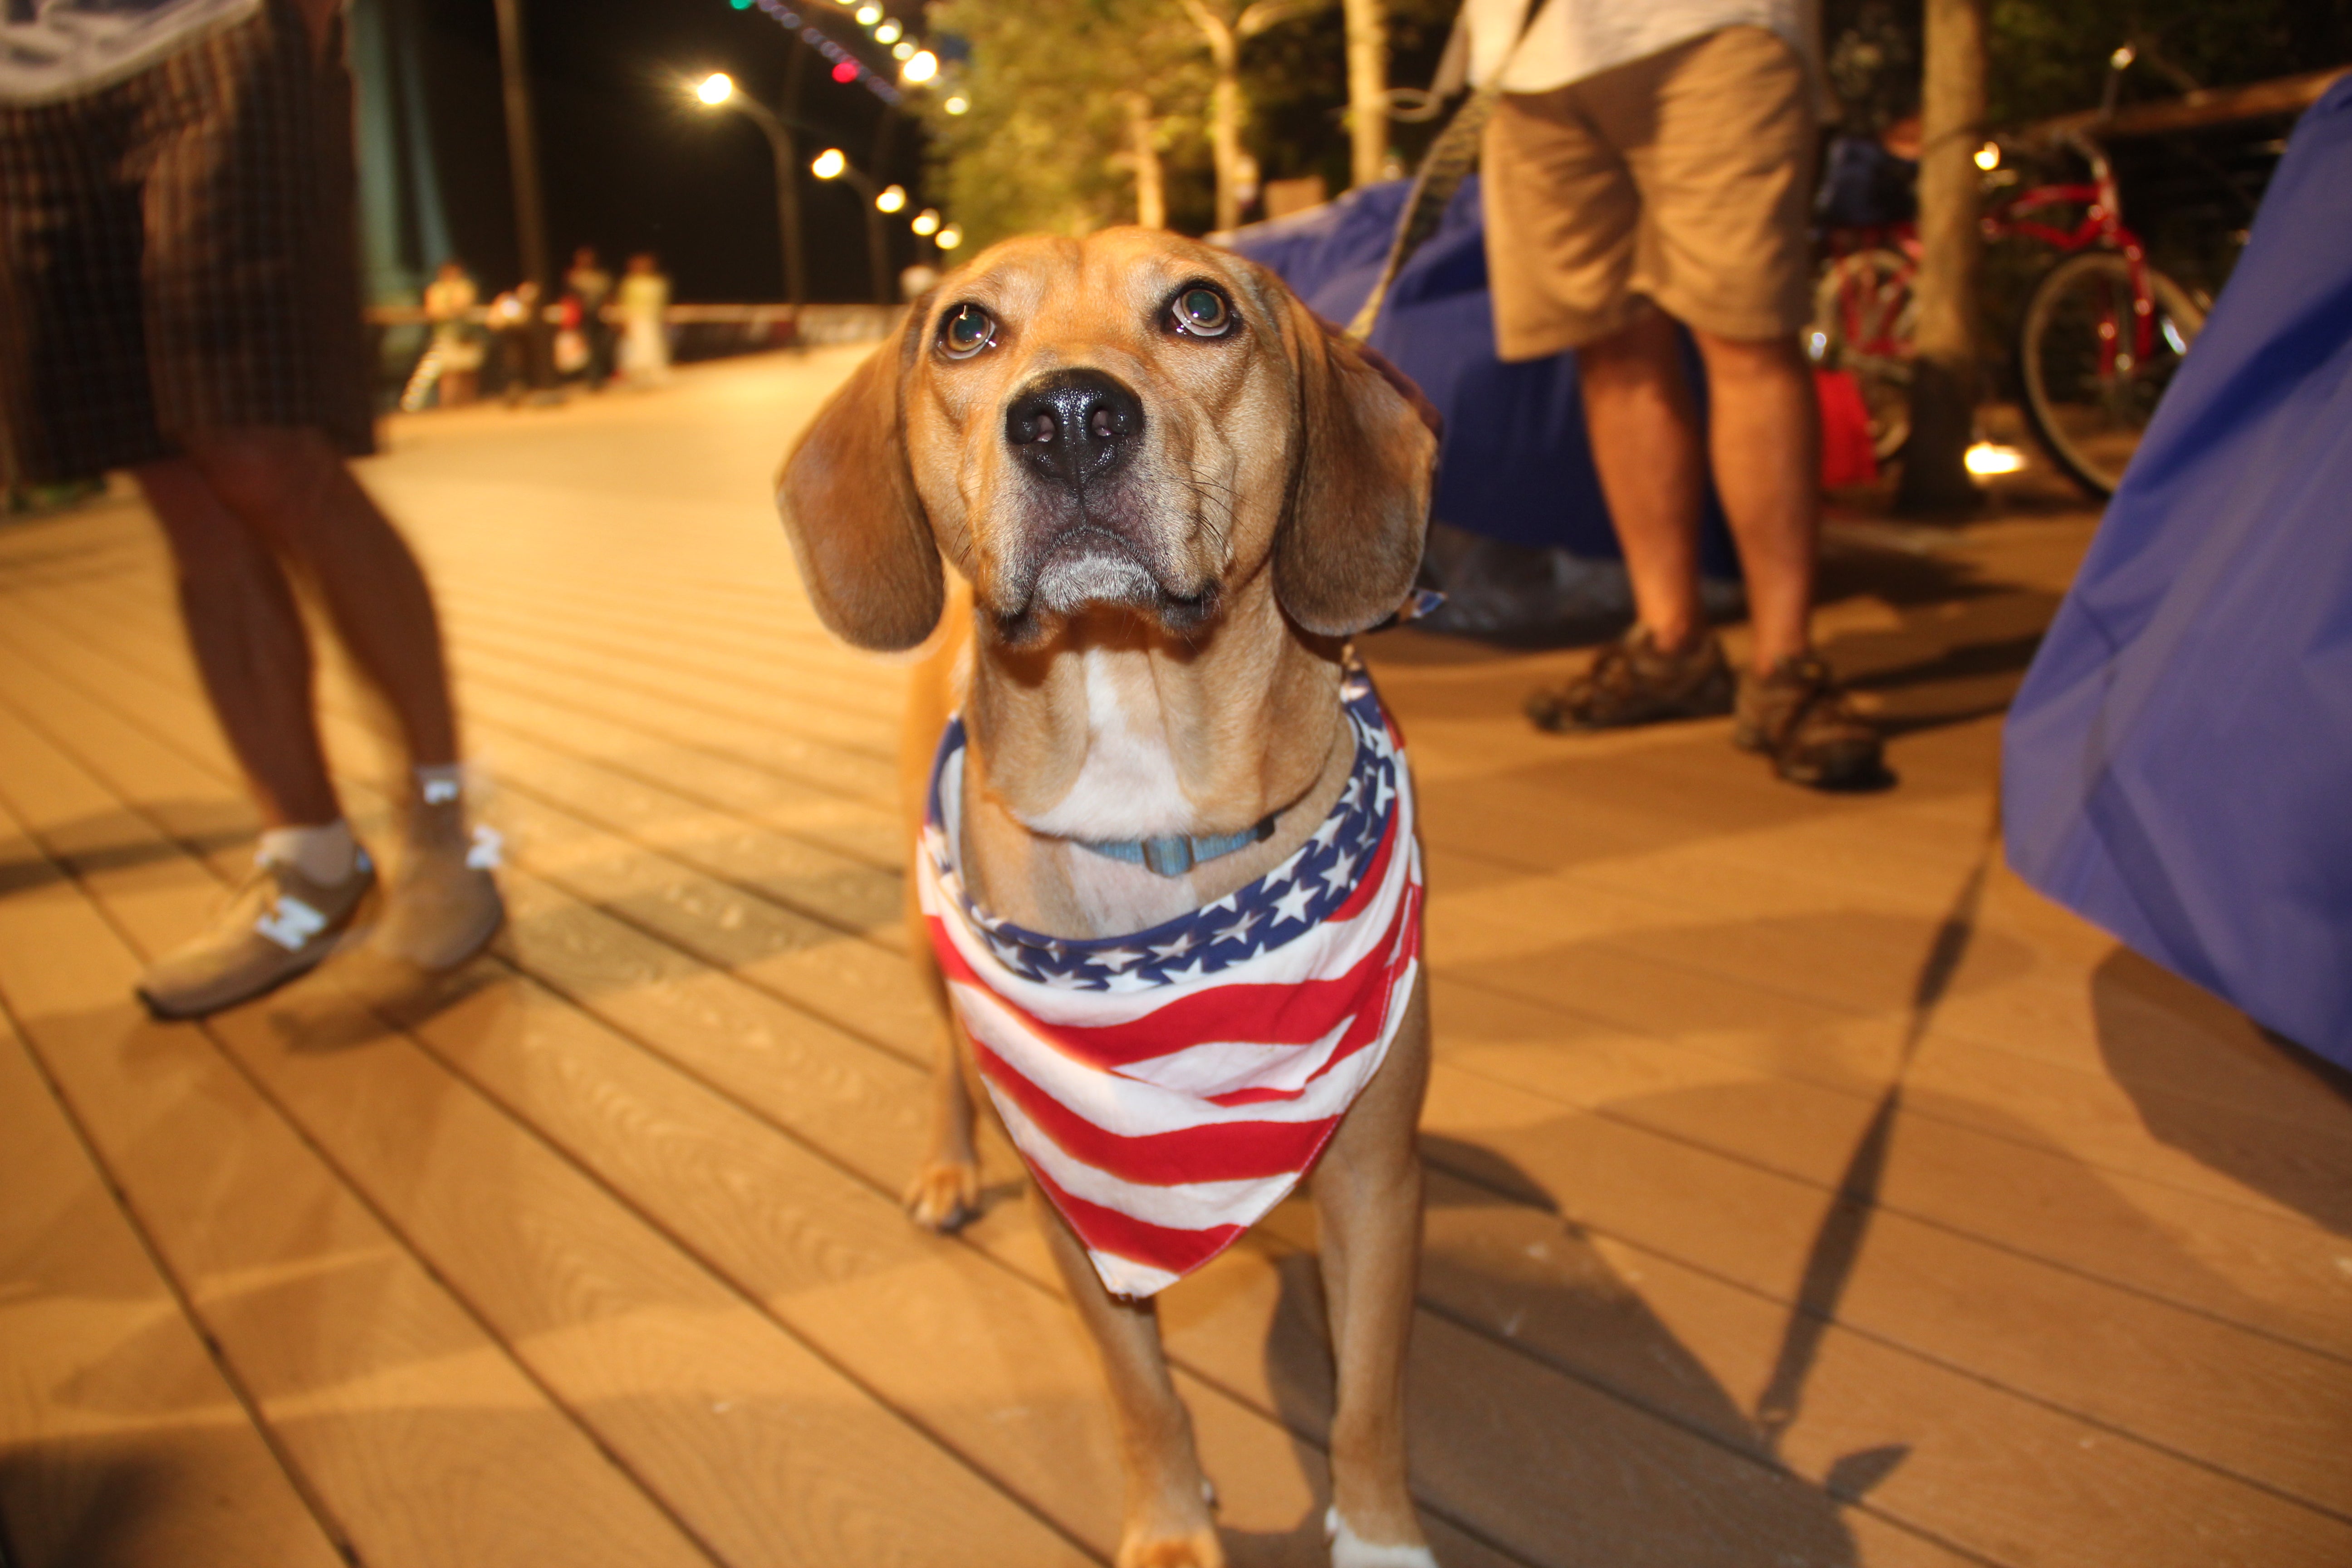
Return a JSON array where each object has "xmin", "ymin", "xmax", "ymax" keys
[{"xmin": 1343, "ymin": 0, "xmax": 1556, "ymax": 343}]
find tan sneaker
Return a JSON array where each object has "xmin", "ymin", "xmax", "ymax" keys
[
  {"xmin": 137, "ymin": 852, "xmax": 377, "ymax": 1019},
  {"xmin": 1735, "ymin": 654, "xmax": 1887, "ymax": 789},
  {"xmin": 370, "ymin": 795, "xmax": 505, "ymax": 969},
  {"xmin": 1525, "ymin": 626, "xmax": 1736, "ymax": 732}
]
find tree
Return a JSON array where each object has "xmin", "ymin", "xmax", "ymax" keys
[
  {"xmin": 1341, "ymin": 0, "xmax": 1388, "ymax": 188},
  {"xmin": 1896, "ymin": 0, "xmax": 1988, "ymax": 514},
  {"xmin": 1176, "ymin": 0, "xmax": 1328, "ymax": 230},
  {"xmin": 923, "ymin": 0, "xmax": 1211, "ymax": 246}
]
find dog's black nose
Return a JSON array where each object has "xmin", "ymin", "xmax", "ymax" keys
[{"xmin": 1004, "ymin": 369, "xmax": 1142, "ymax": 488}]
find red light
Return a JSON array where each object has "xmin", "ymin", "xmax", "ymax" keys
[{"xmin": 831, "ymin": 60, "xmax": 857, "ymax": 83}]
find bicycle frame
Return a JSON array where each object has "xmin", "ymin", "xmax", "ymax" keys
[{"xmin": 1987, "ymin": 132, "xmax": 2161, "ymax": 365}]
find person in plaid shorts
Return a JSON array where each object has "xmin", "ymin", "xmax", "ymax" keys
[{"xmin": 0, "ymin": 0, "xmax": 504, "ymax": 1014}]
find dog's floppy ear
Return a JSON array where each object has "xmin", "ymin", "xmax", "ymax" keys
[
  {"xmin": 1271, "ymin": 298, "xmax": 1440, "ymax": 637},
  {"xmin": 776, "ymin": 307, "xmax": 945, "ymax": 652}
]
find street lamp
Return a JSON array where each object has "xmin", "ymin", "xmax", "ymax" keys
[
  {"xmin": 694, "ymin": 72, "xmax": 807, "ymax": 310},
  {"xmin": 811, "ymin": 147, "xmax": 892, "ymax": 305}
]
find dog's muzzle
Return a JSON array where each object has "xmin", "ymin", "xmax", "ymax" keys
[
  {"xmin": 993, "ymin": 367, "xmax": 1215, "ymax": 637},
  {"xmin": 1004, "ymin": 368, "xmax": 1142, "ymax": 491}
]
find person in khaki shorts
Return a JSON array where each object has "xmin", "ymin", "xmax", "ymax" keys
[{"xmin": 1464, "ymin": 0, "xmax": 1883, "ymax": 788}]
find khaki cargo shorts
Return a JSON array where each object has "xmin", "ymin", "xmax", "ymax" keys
[{"xmin": 1481, "ymin": 25, "xmax": 1815, "ymax": 361}]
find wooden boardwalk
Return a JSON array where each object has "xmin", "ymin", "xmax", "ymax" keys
[{"xmin": 3, "ymin": 347, "xmax": 2347, "ymax": 1568}]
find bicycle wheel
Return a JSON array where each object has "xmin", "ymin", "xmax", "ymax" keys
[
  {"xmin": 1808, "ymin": 248, "xmax": 1917, "ymax": 461},
  {"xmin": 2017, "ymin": 251, "xmax": 2205, "ymax": 497}
]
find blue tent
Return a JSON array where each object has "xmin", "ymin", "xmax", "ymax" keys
[
  {"xmin": 1228, "ymin": 176, "xmax": 1737, "ymax": 577},
  {"xmin": 2002, "ymin": 77, "xmax": 2352, "ymax": 1067}
]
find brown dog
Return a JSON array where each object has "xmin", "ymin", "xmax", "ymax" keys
[{"xmin": 778, "ymin": 228, "xmax": 1440, "ymax": 1568}]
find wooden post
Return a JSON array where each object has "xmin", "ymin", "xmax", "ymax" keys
[
  {"xmin": 1896, "ymin": 0, "xmax": 1987, "ymax": 514},
  {"xmin": 490, "ymin": 0, "xmax": 555, "ymax": 392},
  {"xmin": 1343, "ymin": 0, "xmax": 1387, "ymax": 188}
]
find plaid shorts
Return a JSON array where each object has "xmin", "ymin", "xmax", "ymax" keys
[{"xmin": 0, "ymin": 0, "xmax": 373, "ymax": 485}]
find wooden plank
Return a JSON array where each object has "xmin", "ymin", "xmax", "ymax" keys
[
  {"xmin": 0, "ymin": 595, "xmax": 1510, "ymax": 1568},
  {"xmin": 1412, "ymin": 1062, "xmax": 2352, "ymax": 1519},
  {"xmin": 1428, "ymin": 976, "xmax": 2352, "ymax": 1362},
  {"xmin": 0, "ymin": 1014, "xmax": 343, "ymax": 1568},
  {"xmin": 0, "ymin": 686, "xmax": 1112, "ymax": 1568},
  {"xmin": 0, "ymin": 765, "xmax": 715, "ymax": 1568},
  {"xmin": 9, "ymin": 583, "xmax": 2342, "ymax": 1495}
]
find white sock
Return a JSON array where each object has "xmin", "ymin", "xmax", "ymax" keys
[
  {"xmin": 258, "ymin": 820, "xmax": 361, "ymax": 886},
  {"xmin": 415, "ymin": 761, "xmax": 467, "ymax": 807}
]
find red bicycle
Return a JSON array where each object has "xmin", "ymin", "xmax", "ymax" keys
[{"xmin": 1811, "ymin": 114, "xmax": 2205, "ymax": 495}]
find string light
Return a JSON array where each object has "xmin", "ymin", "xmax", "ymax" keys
[
  {"xmin": 811, "ymin": 147, "xmax": 848, "ymax": 179},
  {"xmin": 911, "ymin": 208, "xmax": 940, "ymax": 235},
  {"xmin": 877, "ymin": 184, "xmax": 907, "ymax": 212},
  {"xmin": 935, "ymin": 222, "xmax": 963, "ymax": 250},
  {"xmin": 854, "ymin": 4, "xmax": 881, "ymax": 22},
  {"xmin": 1974, "ymin": 140, "xmax": 2001, "ymax": 171},
  {"xmin": 874, "ymin": 20, "xmax": 901, "ymax": 42},
  {"xmin": 943, "ymin": 93, "xmax": 968, "ymax": 115}
]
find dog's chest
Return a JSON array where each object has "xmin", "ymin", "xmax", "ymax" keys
[{"xmin": 1018, "ymin": 649, "xmax": 1197, "ymax": 842}]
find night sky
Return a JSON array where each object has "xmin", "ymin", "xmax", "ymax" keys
[{"xmin": 411, "ymin": 0, "xmax": 932, "ymax": 304}]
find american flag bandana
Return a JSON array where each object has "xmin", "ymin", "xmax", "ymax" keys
[{"xmin": 918, "ymin": 670, "xmax": 1425, "ymax": 1298}]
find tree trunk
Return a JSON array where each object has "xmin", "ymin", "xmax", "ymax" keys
[
  {"xmin": 1343, "ymin": 0, "xmax": 1387, "ymax": 188},
  {"xmin": 1896, "ymin": 0, "xmax": 1988, "ymax": 514},
  {"xmin": 1123, "ymin": 94, "xmax": 1167, "ymax": 229},
  {"xmin": 1207, "ymin": 35, "xmax": 1243, "ymax": 230}
]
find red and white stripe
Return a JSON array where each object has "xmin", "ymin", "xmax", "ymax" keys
[{"xmin": 919, "ymin": 741, "xmax": 1424, "ymax": 1298}]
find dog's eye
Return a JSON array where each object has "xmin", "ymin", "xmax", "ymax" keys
[
  {"xmin": 938, "ymin": 303, "xmax": 996, "ymax": 359},
  {"xmin": 1170, "ymin": 287, "xmax": 1233, "ymax": 338}
]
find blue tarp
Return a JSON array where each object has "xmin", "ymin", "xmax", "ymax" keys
[
  {"xmin": 2002, "ymin": 77, "xmax": 2352, "ymax": 1066},
  {"xmin": 1228, "ymin": 177, "xmax": 1737, "ymax": 575}
]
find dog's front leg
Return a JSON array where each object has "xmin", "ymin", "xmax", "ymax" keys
[
  {"xmin": 1310, "ymin": 980, "xmax": 1437, "ymax": 1568},
  {"xmin": 1031, "ymin": 1188, "xmax": 1224, "ymax": 1568},
  {"xmin": 903, "ymin": 869, "xmax": 982, "ymax": 1230}
]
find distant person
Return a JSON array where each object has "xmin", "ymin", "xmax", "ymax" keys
[
  {"xmin": 488, "ymin": 280, "xmax": 540, "ymax": 405},
  {"xmin": 1465, "ymin": 0, "xmax": 1883, "ymax": 788},
  {"xmin": 0, "ymin": 0, "xmax": 504, "ymax": 1015},
  {"xmin": 616, "ymin": 251, "xmax": 672, "ymax": 386},
  {"xmin": 565, "ymin": 244, "xmax": 617, "ymax": 387},
  {"xmin": 423, "ymin": 259, "xmax": 484, "ymax": 407}
]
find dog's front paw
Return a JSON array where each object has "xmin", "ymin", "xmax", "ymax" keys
[
  {"xmin": 904, "ymin": 1158, "xmax": 981, "ymax": 1231},
  {"xmin": 1117, "ymin": 1527, "xmax": 1224, "ymax": 1568},
  {"xmin": 1327, "ymin": 1508, "xmax": 1437, "ymax": 1568}
]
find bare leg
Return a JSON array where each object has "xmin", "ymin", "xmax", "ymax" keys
[
  {"xmin": 135, "ymin": 457, "xmax": 340, "ymax": 828},
  {"xmin": 1030, "ymin": 1191, "xmax": 1222, "ymax": 1568},
  {"xmin": 175, "ymin": 426, "xmax": 459, "ymax": 768},
  {"xmin": 1692, "ymin": 329, "xmax": 1820, "ymax": 672},
  {"xmin": 1575, "ymin": 309, "xmax": 1709, "ymax": 653},
  {"xmin": 1310, "ymin": 982, "xmax": 1431, "ymax": 1556}
]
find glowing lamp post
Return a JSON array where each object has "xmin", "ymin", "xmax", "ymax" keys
[
  {"xmin": 812, "ymin": 147, "xmax": 893, "ymax": 305},
  {"xmin": 693, "ymin": 71, "xmax": 808, "ymax": 310}
]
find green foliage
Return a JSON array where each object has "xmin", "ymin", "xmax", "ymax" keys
[
  {"xmin": 1243, "ymin": 0, "xmax": 1455, "ymax": 193},
  {"xmin": 921, "ymin": 0, "xmax": 1212, "ymax": 249},
  {"xmin": 1985, "ymin": 0, "xmax": 2350, "ymax": 128},
  {"xmin": 922, "ymin": 0, "xmax": 1458, "ymax": 247},
  {"xmin": 1824, "ymin": 0, "xmax": 2352, "ymax": 133}
]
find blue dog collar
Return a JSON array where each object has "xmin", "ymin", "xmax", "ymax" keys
[{"xmin": 1073, "ymin": 815, "xmax": 1278, "ymax": 878}]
